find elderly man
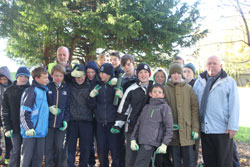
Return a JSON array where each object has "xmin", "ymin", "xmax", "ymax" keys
[{"xmin": 193, "ymin": 55, "xmax": 239, "ymax": 167}]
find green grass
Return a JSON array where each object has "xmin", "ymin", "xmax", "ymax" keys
[{"xmin": 234, "ymin": 126, "xmax": 250, "ymax": 143}]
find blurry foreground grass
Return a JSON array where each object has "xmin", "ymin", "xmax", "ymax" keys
[{"xmin": 235, "ymin": 126, "xmax": 250, "ymax": 143}]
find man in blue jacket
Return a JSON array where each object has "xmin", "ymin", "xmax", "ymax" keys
[{"xmin": 193, "ymin": 55, "xmax": 240, "ymax": 167}]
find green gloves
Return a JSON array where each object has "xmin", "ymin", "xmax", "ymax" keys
[
  {"xmin": 49, "ymin": 105, "xmax": 61, "ymax": 115},
  {"xmin": 110, "ymin": 126, "xmax": 121, "ymax": 134},
  {"xmin": 115, "ymin": 88, "xmax": 123, "ymax": 98},
  {"xmin": 156, "ymin": 143, "xmax": 167, "ymax": 154},
  {"xmin": 130, "ymin": 140, "xmax": 139, "ymax": 151},
  {"xmin": 192, "ymin": 131, "xmax": 199, "ymax": 140},
  {"xmin": 25, "ymin": 129, "xmax": 36, "ymax": 136},
  {"xmin": 59, "ymin": 121, "xmax": 68, "ymax": 131},
  {"xmin": 5, "ymin": 130, "xmax": 13, "ymax": 138},
  {"xmin": 173, "ymin": 123, "xmax": 180, "ymax": 131},
  {"xmin": 90, "ymin": 85, "xmax": 101, "ymax": 97},
  {"xmin": 108, "ymin": 78, "xmax": 117, "ymax": 86},
  {"xmin": 71, "ymin": 67, "xmax": 85, "ymax": 77}
]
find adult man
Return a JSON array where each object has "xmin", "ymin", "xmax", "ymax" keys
[{"xmin": 193, "ymin": 55, "xmax": 239, "ymax": 167}]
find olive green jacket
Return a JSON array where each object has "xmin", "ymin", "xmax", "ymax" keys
[{"xmin": 165, "ymin": 80, "xmax": 199, "ymax": 146}]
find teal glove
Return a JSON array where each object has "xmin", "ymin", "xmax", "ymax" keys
[
  {"xmin": 130, "ymin": 140, "xmax": 139, "ymax": 151},
  {"xmin": 156, "ymin": 143, "xmax": 167, "ymax": 154},
  {"xmin": 71, "ymin": 67, "xmax": 85, "ymax": 77},
  {"xmin": 25, "ymin": 129, "xmax": 36, "ymax": 136},
  {"xmin": 5, "ymin": 130, "xmax": 13, "ymax": 138},
  {"xmin": 59, "ymin": 121, "xmax": 68, "ymax": 131},
  {"xmin": 115, "ymin": 87, "xmax": 123, "ymax": 98},
  {"xmin": 108, "ymin": 78, "xmax": 117, "ymax": 86},
  {"xmin": 49, "ymin": 105, "xmax": 61, "ymax": 115},
  {"xmin": 192, "ymin": 131, "xmax": 199, "ymax": 140},
  {"xmin": 90, "ymin": 85, "xmax": 101, "ymax": 97},
  {"xmin": 110, "ymin": 126, "xmax": 121, "ymax": 134},
  {"xmin": 173, "ymin": 123, "xmax": 180, "ymax": 131}
]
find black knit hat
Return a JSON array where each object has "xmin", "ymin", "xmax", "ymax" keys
[
  {"xmin": 136, "ymin": 63, "xmax": 151, "ymax": 76},
  {"xmin": 85, "ymin": 61, "xmax": 98, "ymax": 73},
  {"xmin": 169, "ymin": 62, "xmax": 183, "ymax": 76},
  {"xmin": 100, "ymin": 63, "xmax": 114, "ymax": 77}
]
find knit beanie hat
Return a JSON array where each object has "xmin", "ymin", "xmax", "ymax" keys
[
  {"xmin": 16, "ymin": 67, "xmax": 30, "ymax": 79},
  {"xmin": 169, "ymin": 63, "xmax": 183, "ymax": 76},
  {"xmin": 136, "ymin": 63, "xmax": 151, "ymax": 76},
  {"xmin": 184, "ymin": 63, "xmax": 195, "ymax": 75},
  {"xmin": 100, "ymin": 63, "xmax": 114, "ymax": 77},
  {"xmin": 85, "ymin": 61, "xmax": 98, "ymax": 73}
]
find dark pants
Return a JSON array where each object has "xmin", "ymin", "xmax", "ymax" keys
[
  {"xmin": 96, "ymin": 122, "xmax": 123, "ymax": 167},
  {"xmin": 155, "ymin": 147, "xmax": 173, "ymax": 167},
  {"xmin": 45, "ymin": 127, "xmax": 67, "ymax": 167},
  {"xmin": 3, "ymin": 135, "xmax": 12, "ymax": 159},
  {"xmin": 134, "ymin": 145, "xmax": 155, "ymax": 167},
  {"xmin": 9, "ymin": 133, "xmax": 22, "ymax": 167},
  {"xmin": 88, "ymin": 120, "xmax": 96, "ymax": 166},
  {"xmin": 193, "ymin": 137, "xmax": 200, "ymax": 166},
  {"xmin": 169, "ymin": 145, "xmax": 195, "ymax": 167},
  {"xmin": 233, "ymin": 140, "xmax": 240, "ymax": 167},
  {"xmin": 125, "ymin": 133, "xmax": 138, "ymax": 167},
  {"xmin": 20, "ymin": 138, "xmax": 45, "ymax": 167},
  {"xmin": 201, "ymin": 132, "xmax": 233, "ymax": 167},
  {"xmin": 67, "ymin": 120, "xmax": 94, "ymax": 167}
]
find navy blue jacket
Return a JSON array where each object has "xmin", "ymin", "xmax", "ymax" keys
[
  {"xmin": 47, "ymin": 82, "xmax": 70, "ymax": 128},
  {"xmin": 89, "ymin": 78, "xmax": 118, "ymax": 124}
]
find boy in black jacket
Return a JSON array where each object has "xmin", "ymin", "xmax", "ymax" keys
[
  {"xmin": 66, "ymin": 64, "xmax": 94, "ymax": 167},
  {"xmin": 89, "ymin": 63, "xmax": 123, "ymax": 167},
  {"xmin": 45, "ymin": 64, "xmax": 70, "ymax": 167},
  {"xmin": 1, "ymin": 67, "xmax": 30, "ymax": 167},
  {"xmin": 130, "ymin": 84, "xmax": 173, "ymax": 167}
]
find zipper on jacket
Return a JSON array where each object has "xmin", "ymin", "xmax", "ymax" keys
[
  {"xmin": 53, "ymin": 87, "xmax": 59, "ymax": 128},
  {"xmin": 150, "ymin": 109, "xmax": 155, "ymax": 118}
]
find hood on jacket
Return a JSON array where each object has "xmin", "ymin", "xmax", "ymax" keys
[
  {"xmin": 152, "ymin": 68, "xmax": 168, "ymax": 86},
  {"xmin": 0, "ymin": 66, "xmax": 13, "ymax": 86}
]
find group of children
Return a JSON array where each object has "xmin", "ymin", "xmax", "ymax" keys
[{"xmin": 0, "ymin": 51, "xmax": 200, "ymax": 167}]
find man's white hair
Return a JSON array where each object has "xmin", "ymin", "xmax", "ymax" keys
[
  {"xmin": 57, "ymin": 46, "xmax": 70, "ymax": 55},
  {"xmin": 207, "ymin": 55, "xmax": 222, "ymax": 65}
]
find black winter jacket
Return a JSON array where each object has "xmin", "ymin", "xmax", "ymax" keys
[
  {"xmin": 68, "ymin": 77, "xmax": 94, "ymax": 121},
  {"xmin": 116, "ymin": 80, "xmax": 153, "ymax": 133},
  {"xmin": 47, "ymin": 82, "xmax": 70, "ymax": 128},
  {"xmin": 89, "ymin": 78, "xmax": 118, "ymax": 124},
  {"xmin": 131, "ymin": 98, "xmax": 173, "ymax": 147},
  {"xmin": 1, "ymin": 81, "xmax": 30, "ymax": 133}
]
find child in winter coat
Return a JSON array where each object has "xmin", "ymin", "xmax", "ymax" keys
[
  {"xmin": 20, "ymin": 67, "xmax": 49, "ymax": 167},
  {"xmin": 152, "ymin": 68, "xmax": 168, "ymax": 86},
  {"xmin": 45, "ymin": 64, "xmax": 70, "ymax": 167},
  {"xmin": 165, "ymin": 63, "xmax": 199, "ymax": 167},
  {"xmin": 111, "ymin": 63, "xmax": 153, "ymax": 167},
  {"xmin": 130, "ymin": 83, "xmax": 173, "ymax": 167},
  {"xmin": 110, "ymin": 51, "xmax": 124, "ymax": 78},
  {"xmin": 89, "ymin": 63, "xmax": 123, "ymax": 167},
  {"xmin": 0, "ymin": 66, "xmax": 13, "ymax": 164},
  {"xmin": 1, "ymin": 67, "xmax": 30, "ymax": 167},
  {"xmin": 66, "ymin": 64, "xmax": 94, "ymax": 167}
]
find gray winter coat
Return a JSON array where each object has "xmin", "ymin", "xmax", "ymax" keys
[{"xmin": 131, "ymin": 98, "xmax": 173, "ymax": 147}]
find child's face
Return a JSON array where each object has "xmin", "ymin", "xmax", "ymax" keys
[
  {"xmin": 155, "ymin": 71, "xmax": 166, "ymax": 85},
  {"xmin": 122, "ymin": 60, "xmax": 135, "ymax": 76},
  {"xmin": 149, "ymin": 87, "xmax": 165, "ymax": 98},
  {"xmin": 51, "ymin": 71, "xmax": 64, "ymax": 85},
  {"xmin": 100, "ymin": 72, "xmax": 111, "ymax": 83},
  {"xmin": 138, "ymin": 70, "xmax": 150, "ymax": 83},
  {"xmin": 75, "ymin": 75, "xmax": 86, "ymax": 85},
  {"xmin": 110, "ymin": 56, "xmax": 120, "ymax": 68},
  {"xmin": 99, "ymin": 57, "xmax": 107, "ymax": 66},
  {"xmin": 35, "ymin": 73, "xmax": 48, "ymax": 86},
  {"xmin": 16, "ymin": 75, "xmax": 29, "ymax": 86},
  {"xmin": 171, "ymin": 73, "xmax": 182, "ymax": 83},
  {"xmin": 0, "ymin": 76, "xmax": 8, "ymax": 85},
  {"xmin": 86, "ymin": 68, "xmax": 96, "ymax": 81},
  {"xmin": 183, "ymin": 67, "xmax": 194, "ymax": 82}
]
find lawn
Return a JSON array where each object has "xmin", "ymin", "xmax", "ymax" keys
[{"xmin": 234, "ymin": 126, "xmax": 250, "ymax": 143}]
